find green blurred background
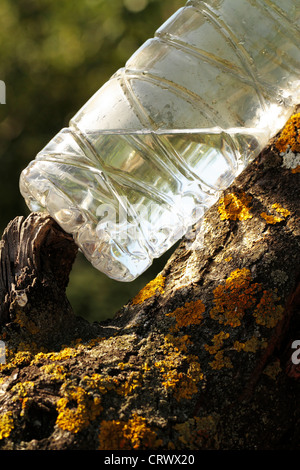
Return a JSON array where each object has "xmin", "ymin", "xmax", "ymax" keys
[{"xmin": 0, "ymin": 0, "xmax": 184, "ymax": 323}]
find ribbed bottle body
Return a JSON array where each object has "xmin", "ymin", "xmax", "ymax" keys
[{"xmin": 20, "ymin": 0, "xmax": 300, "ymax": 281}]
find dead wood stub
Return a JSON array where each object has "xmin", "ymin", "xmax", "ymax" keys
[{"xmin": 0, "ymin": 213, "xmax": 82, "ymax": 348}]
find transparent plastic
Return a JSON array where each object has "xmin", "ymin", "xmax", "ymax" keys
[{"xmin": 20, "ymin": 0, "xmax": 300, "ymax": 281}]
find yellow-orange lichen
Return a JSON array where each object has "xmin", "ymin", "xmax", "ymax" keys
[
  {"xmin": 174, "ymin": 415, "xmax": 218, "ymax": 449},
  {"xmin": 11, "ymin": 381, "xmax": 35, "ymax": 400},
  {"xmin": 0, "ymin": 349, "xmax": 34, "ymax": 375},
  {"xmin": 291, "ymin": 165, "xmax": 300, "ymax": 173},
  {"xmin": 204, "ymin": 332, "xmax": 233, "ymax": 370},
  {"xmin": 260, "ymin": 203, "xmax": 290, "ymax": 225},
  {"xmin": 233, "ymin": 336, "xmax": 266, "ymax": 353},
  {"xmin": 81, "ymin": 373, "xmax": 118, "ymax": 395},
  {"xmin": 204, "ymin": 331, "xmax": 230, "ymax": 355},
  {"xmin": 0, "ymin": 411, "xmax": 14, "ymax": 440},
  {"xmin": 210, "ymin": 268, "xmax": 260, "ymax": 327},
  {"xmin": 32, "ymin": 346, "xmax": 81, "ymax": 365},
  {"xmin": 116, "ymin": 337, "xmax": 201, "ymax": 401},
  {"xmin": 210, "ymin": 268, "xmax": 283, "ymax": 330},
  {"xmin": 118, "ymin": 370, "xmax": 143, "ymax": 396},
  {"xmin": 159, "ymin": 360, "xmax": 202, "ymax": 401},
  {"xmin": 132, "ymin": 274, "xmax": 165, "ymax": 305},
  {"xmin": 209, "ymin": 350, "xmax": 233, "ymax": 370},
  {"xmin": 41, "ymin": 363, "xmax": 68, "ymax": 382},
  {"xmin": 218, "ymin": 192, "xmax": 253, "ymax": 221},
  {"xmin": 56, "ymin": 385, "xmax": 102, "ymax": 434},
  {"xmin": 275, "ymin": 113, "xmax": 300, "ymax": 153},
  {"xmin": 166, "ymin": 299, "xmax": 205, "ymax": 332},
  {"xmin": 260, "ymin": 213, "xmax": 283, "ymax": 224},
  {"xmin": 253, "ymin": 290, "xmax": 283, "ymax": 328},
  {"xmin": 98, "ymin": 414, "xmax": 161, "ymax": 450},
  {"xmin": 154, "ymin": 336, "xmax": 203, "ymax": 401},
  {"xmin": 272, "ymin": 203, "xmax": 291, "ymax": 218},
  {"xmin": 165, "ymin": 334, "xmax": 192, "ymax": 353},
  {"xmin": 98, "ymin": 418, "xmax": 127, "ymax": 450}
]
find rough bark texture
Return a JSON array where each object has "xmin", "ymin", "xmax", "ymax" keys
[{"xmin": 0, "ymin": 112, "xmax": 299, "ymax": 450}]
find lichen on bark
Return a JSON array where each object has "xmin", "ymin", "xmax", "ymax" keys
[{"xmin": 0, "ymin": 111, "xmax": 299, "ymax": 450}]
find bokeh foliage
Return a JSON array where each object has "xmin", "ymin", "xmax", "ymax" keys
[{"xmin": 0, "ymin": 0, "xmax": 184, "ymax": 322}]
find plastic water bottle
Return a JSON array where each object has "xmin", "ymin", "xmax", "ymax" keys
[{"xmin": 19, "ymin": 0, "xmax": 300, "ymax": 282}]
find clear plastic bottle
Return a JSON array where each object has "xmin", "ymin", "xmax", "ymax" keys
[{"xmin": 20, "ymin": 0, "xmax": 300, "ymax": 281}]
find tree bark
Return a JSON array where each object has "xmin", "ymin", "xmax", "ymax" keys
[{"xmin": 0, "ymin": 111, "xmax": 299, "ymax": 450}]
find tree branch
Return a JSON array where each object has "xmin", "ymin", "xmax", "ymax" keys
[{"xmin": 0, "ymin": 112, "xmax": 299, "ymax": 450}]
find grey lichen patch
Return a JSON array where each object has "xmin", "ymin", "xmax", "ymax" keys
[
  {"xmin": 86, "ymin": 334, "xmax": 137, "ymax": 364},
  {"xmin": 281, "ymin": 150, "xmax": 300, "ymax": 171},
  {"xmin": 271, "ymin": 270, "xmax": 289, "ymax": 287}
]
